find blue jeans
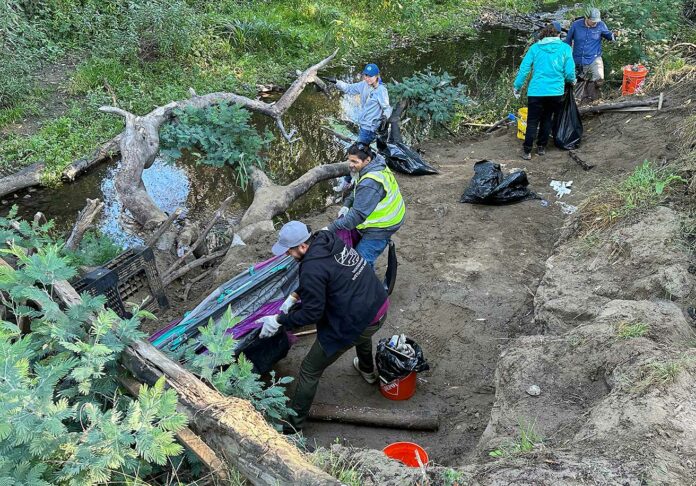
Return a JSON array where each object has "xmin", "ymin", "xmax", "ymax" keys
[
  {"xmin": 356, "ymin": 238, "xmax": 389, "ymax": 268},
  {"xmin": 357, "ymin": 128, "xmax": 376, "ymax": 145}
]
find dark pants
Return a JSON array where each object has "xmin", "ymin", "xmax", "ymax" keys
[
  {"xmin": 524, "ymin": 95, "xmax": 564, "ymax": 154},
  {"xmin": 286, "ymin": 317, "xmax": 385, "ymax": 431}
]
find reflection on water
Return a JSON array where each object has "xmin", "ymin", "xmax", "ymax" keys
[{"xmin": 10, "ymin": 26, "xmax": 527, "ymax": 244}]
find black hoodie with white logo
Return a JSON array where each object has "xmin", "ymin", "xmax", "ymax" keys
[{"xmin": 277, "ymin": 231, "xmax": 387, "ymax": 356}]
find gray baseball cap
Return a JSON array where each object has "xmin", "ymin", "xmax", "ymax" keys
[
  {"xmin": 586, "ymin": 7, "xmax": 601, "ymax": 22},
  {"xmin": 272, "ymin": 221, "xmax": 311, "ymax": 256}
]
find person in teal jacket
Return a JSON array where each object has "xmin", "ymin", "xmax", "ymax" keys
[{"xmin": 514, "ymin": 21, "xmax": 576, "ymax": 160}]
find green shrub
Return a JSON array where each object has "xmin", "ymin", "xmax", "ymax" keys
[
  {"xmin": 388, "ymin": 70, "xmax": 471, "ymax": 136},
  {"xmin": 177, "ymin": 308, "xmax": 295, "ymax": 429},
  {"xmin": 66, "ymin": 230, "xmax": 124, "ymax": 267},
  {"xmin": 160, "ymin": 101, "xmax": 273, "ymax": 188},
  {"xmin": 0, "ymin": 212, "xmax": 187, "ymax": 484}
]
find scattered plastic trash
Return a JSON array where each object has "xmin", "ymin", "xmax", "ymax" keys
[
  {"xmin": 231, "ymin": 234, "xmax": 246, "ymax": 247},
  {"xmin": 540, "ymin": 199, "xmax": 549, "ymax": 207},
  {"xmin": 554, "ymin": 84, "xmax": 583, "ymax": 150},
  {"xmin": 550, "ymin": 180, "xmax": 573, "ymax": 198},
  {"xmin": 526, "ymin": 384, "xmax": 541, "ymax": 396},
  {"xmin": 460, "ymin": 160, "xmax": 538, "ymax": 205},
  {"xmin": 555, "ymin": 201, "xmax": 578, "ymax": 215}
]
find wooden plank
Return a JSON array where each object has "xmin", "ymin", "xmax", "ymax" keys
[{"xmin": 309, "ymin": 403, "xmax": 440, "ymax": 431}]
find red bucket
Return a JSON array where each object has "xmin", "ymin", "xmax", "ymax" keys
[
  {"xmin": 379, "ymin": 371, "xmax": 417, "ymax": 400},
  {"xmin": 622, "ymin": 64, "xmax": 648, "ymax": 96},
  {"xmin": 383, "ymin": 441, "xmax": 429, "ymax": 467}
]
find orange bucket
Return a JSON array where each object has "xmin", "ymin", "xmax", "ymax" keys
[
  {"xmin": 622, "ymin": 64, "xmax": 648, "ymax": 96},
  {"xmin": 383, "ymin": 442, "xmax": 429, "ymax": 467},
  {"xmin": 379, "ymin": 371, "xmax": 417, "ymax": 400}
]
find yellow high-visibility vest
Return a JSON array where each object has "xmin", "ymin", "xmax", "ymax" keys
[{"xmin": 356, "ymin": 167, "xmax": 405, "ymax": 230}]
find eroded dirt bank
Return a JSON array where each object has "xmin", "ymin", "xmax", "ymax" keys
[
  {"xmin": 302, "ymin": 80, "xmax": 696, "ymax": 484},
  {"xmin": 250, "ymin": 84, "xmax": 686, "ymax": 466}
]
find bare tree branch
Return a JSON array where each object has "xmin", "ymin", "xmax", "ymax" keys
[{"xmin": 64, "ymin": 198, "xmax": 104, "ymax": 251}]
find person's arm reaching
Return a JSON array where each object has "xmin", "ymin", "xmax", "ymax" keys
[
  {"xmin": 564, "ymin": 48, "xmax": 577, "ymax": 84},
  {"xmin": 336, "ymin": 80, "xmax": 364, "ymax": 95},
  {"xmin": 513, "ymin": 46, "xmax": 535, "ymax": 93},
  {"xmin": 564, "ymin": 22, "xmax": 575, "ymax": 46},
  {"xmin": 277, "ymin": 270, "xmax": 327, "ymax": 329},
  {"xmin": 600, "ymin": 22, "xmax": 615, "ymax": 41},
  {"xmin": 328, "ymin": 179, "xmax": 384, "ymax": 231}
]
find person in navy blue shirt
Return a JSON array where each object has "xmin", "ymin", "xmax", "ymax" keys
[{"xmin": 564, "ymin": 7, "xmax": 617, "ymax": 100}]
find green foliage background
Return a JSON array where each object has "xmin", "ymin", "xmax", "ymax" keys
[{"xmin": 0, "ymin": 0, "xmax": 539, "ymax": 180}]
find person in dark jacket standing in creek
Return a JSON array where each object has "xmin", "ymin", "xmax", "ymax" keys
[{"xmin": 259, "ymin": 221, "xmax": 389, "ymax": 433}]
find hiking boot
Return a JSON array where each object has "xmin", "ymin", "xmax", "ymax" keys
[
  {"xmin": 537, "ymin": 146, "xmax": 546, "ymax": 156},
  {"xmin": 353, "ymin": 357, "xmax": 378, "ymax": 384},
  {"xmin": 521, "ymin": 151, "xmax": 532, "ymax": 161}
]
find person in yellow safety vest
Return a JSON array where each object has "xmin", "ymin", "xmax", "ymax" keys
[{"xmin": 327, "ymin": 142, "xmax": 405, "ymax": 268}]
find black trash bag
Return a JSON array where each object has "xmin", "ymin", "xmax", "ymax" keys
[
  {"xmin": 375, "ymin": 337, "xmax": 430, "ymax": 383},
  {"xmin": 554, "ymin": 84, "xmax": 583, "ymax": 150},
  {"xmin": 376, "ymin": 132, "xmax": 438, "ymax": 176},
  {"xmin": 460, "ymin": 160, "xmax": 538, "ymax": 205},
  {"xmin": 234, "ymin": 327, "xmax": 290, "ymax": 374}
]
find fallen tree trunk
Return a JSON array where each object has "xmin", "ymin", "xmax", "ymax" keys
[
  {"xmin": 0, "ymin": 134, "xmax": 121, "ymax": 200},
  {"xmin": 0, "ymin": 162, "xmax": 45, "ymax": 198},
  {"xmin": 118, "ymin": 374, "xmax": 231, "ymax": 483},
  {"xmin": 309, "ymin": 403, "xmax": 440, "ymax": 431},
  {"xmin": 102, "ymin": 51, "xmax": 337, "ymax": 228},
  {"xmin": 240, "ymin": 162, "xmax": 350, "ymax": 228},
  {"xmin": 579, "ymin": 96, "xmax": 659, "ymax": 116},
  {"xmin": 50, "ymin": 279, "xmax": 340, "ymax": 486}
]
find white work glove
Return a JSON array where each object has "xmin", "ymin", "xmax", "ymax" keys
[
  {"xmin": 338, "ymin": 206, "xmax": 349, "ymax": 218},
  {"xmin": 259, "ymin": 315, "xmax": 281, "ymax": 338},
  {"xmin": 513, "ymin": 89, "xmax": 521, "ymax": 99},
  {"xmin": 279, "ymin": 294, "xmax": 298, "ymax": 314}
]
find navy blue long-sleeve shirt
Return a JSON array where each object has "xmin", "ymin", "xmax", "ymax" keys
[{"xmin": 564, "ymin": 18, "xmax": 615, "ymax": 66}]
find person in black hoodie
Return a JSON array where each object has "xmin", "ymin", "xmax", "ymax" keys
[{"xmin": 259, "ymin": 220, "xmax": 389, "ymax": 433}]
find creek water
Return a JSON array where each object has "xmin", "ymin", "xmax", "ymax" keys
[{"xmin": 13, "ymin": 25, "xmax": 528, "ymax": 247}]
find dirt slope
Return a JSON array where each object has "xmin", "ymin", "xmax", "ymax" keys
[{"xmin": 271, "ymin": 97, "xmax": 682, "ymax": 465}]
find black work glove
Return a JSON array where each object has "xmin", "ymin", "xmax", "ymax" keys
[
  {"xmin": 319, "ymin": 75, "xmax": 337, "ymax": 84},
  {"xmin": 378, "ymin": 116, "xmax": 389, "ymax": 132}
]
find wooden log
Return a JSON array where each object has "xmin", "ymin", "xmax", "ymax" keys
[
  {"xmin": 579, "ymin": 96, "xmax": 659, "ymax": 116},
  {"xmin": 50, "ymin": 279, "xmax": 339, "ymax": 486},
  {"xmin": 117, "ymin": 374, "xmax": 231, "ymax": 483},
  {"xmin": 64, "ymin": 198, "xmax": 104, "ymax": 251},
  {"xmin": 308, "ymin": 403, "xmax": 440, "ymax": 431}
]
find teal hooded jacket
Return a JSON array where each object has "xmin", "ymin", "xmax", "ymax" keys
[{"xmin": 514, "ymin": 37, "xmax": 576, "ymax": 97}]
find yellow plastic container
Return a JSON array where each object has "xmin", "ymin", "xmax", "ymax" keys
[{"xmin": 516, "ymin": 107, "xmax": 528, "ymax": 140}]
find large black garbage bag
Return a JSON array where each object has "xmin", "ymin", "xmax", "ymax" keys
[
  {"xmin": 234, "ymin": 328, "xmax": 290, "ymax": 374},
  {"xmin": 375, "ymin": 337, "xmax": 430, "ymax": 383},
  {"xmin": 554, "ymin": 84, "xmax": 583, "ymax": 150},
  {"xmin": 376, "ymin": 132, "xmax": 438, "ymax": 176},
  {"xmin": 460, "ymin": 160, "xmax": 538, "ymax": 205}
]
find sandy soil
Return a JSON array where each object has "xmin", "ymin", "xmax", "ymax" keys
[{"xmin": 269, "ymin": 100, "xmax": 680, "ymax": 465}]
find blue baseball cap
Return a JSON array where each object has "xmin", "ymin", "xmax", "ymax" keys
[
  {"xmin": 363, "ymin": 63, "xmax": 380, "ymax": 77},
  {"xmin": 551, "ymin": 21, "xmax": 562, "ymax": 33},
  {"xmin": 272, "ymin": 221, "xmax": 311, "ymax": 256}
]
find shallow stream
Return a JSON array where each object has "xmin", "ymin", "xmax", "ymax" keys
[{"xmin": 13, "ymin": 26, "xmax": 529, "ymax": 246}]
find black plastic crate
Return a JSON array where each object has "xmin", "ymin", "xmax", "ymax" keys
[{"xmin": 73, "ymin": 246, "xmax": 168, "ymax": 318}]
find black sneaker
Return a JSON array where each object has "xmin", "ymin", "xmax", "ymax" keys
[{"xmin": 537, "ymin": 146, "xmax": 546, "ymax": 156}]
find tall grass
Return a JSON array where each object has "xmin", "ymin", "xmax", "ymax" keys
[{"xmin": 577, "ymin": 161, "xmax": 687, "ymax": 237}]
